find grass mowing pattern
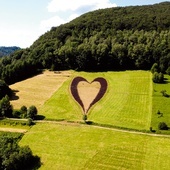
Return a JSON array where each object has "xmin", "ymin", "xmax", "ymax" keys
[
  {"xmin": 40, "ymin": 71, "xmax": 152, "ymax": 130},
  {"xmin": 151, "ymin": 74, "xmax": 170, "ymax": 133},
  {"xmin": 88, "ymin": 71, "xmax": 152, "ymax": 130},
  {"xmin": 39, "ymin": 77, "xmax": 82, "ymax": 120},
  {"xmin": 20, "ymin": 123, "xmax": 170, "ymax": 170},
  {"xmin": 18, "ymin": 71, "xmax": 170, "ymax": 169}
]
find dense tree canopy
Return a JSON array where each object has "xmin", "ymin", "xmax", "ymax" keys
[
  {"xmin": 0, "ymin": 80, "xmax": 11, "ymax": 99},
  {"xmin": 0, "ymin": 2, "xmax": 170, "ymax": 84},
  {"xmin": 0, "ymin": 133, "xmax": 41, "ymax": 170},
  {"xmin": 0, "ymin": 95, "xmax": 13, "ymax": 117}
]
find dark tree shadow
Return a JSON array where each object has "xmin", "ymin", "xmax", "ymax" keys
[
  {"xmin": 163, "ymin": 78, "xmax": 170, "ymax": 84},
  {"xmin": 160, "ymin": 90, "xmax": 170, "ymax": 98},
  {"xmin": 10, "ymin": 89, "xmax": 19, "ymax": 100},
  {"xmin": 26, "ymin": 155, "xmax": 42, "ymax": 170},
  {"xmin": 34, "ymin": 115, "xmax": 45, "ymax": 120},
  {"xmin": 157, "ymin": 110, "xmax": 163, "ymax": 118},
  {"xmin": 85, "ymin": 121, "xmax": 94, "ymax": 125},
  {"xmin": 164, "ymin": 94, "xmax": 170, "ymax": 98}
]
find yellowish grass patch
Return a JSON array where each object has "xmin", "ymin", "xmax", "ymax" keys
[
  {"xmin": 10, "ymin": 70, "xmax": 72, "ymax": 109},
  {"xmin": 77, "ymin": 81, "xmax": 101, "ymax": 113}
]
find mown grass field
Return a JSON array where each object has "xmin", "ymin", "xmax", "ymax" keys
[
  {"xmin": 151, "ymin": 74, "xmax": 170, "ymax": 132},
  {"xmin": 40, "ymin": 71, "xmax": 152, "ymax": 130},
  {"xmin": 20, "ymin": 123, "xmax": 170, "ymax": 170},
  {"xmin": 6, "ymin": 70, "xmax": 170, "ymax": 169}
]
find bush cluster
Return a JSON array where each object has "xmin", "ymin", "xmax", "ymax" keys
[
  {"xmin": 0, "ymin": 95, "xmax": 38, "ymax": 120},
  {"xmin": 152, "ymin": 72, "xmax": 164, "ymax": 83},
  {"xmin": 12, "ymin": 105, "xmax": 38, "ymax": 120},
  {"xmin": 151, "ymin": 63, "xmax": 164, "ymax": 83}
]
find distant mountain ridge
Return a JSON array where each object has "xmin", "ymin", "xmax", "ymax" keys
[{"xmin": 0, "ymin": 46, "xmax": 20, "ymax": 57}]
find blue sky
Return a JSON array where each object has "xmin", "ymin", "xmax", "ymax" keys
[{"xmin": 0, "ymin": 0, "xmax": 167, "ymax": 48}]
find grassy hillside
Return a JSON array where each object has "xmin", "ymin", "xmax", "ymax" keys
[
  {"xmin": 39, "ymin": 71, "xmax": 152, "ymax": 130},
  {"xmin": 20, "ymin": 123, "xmax": 170, "ymax": 170},
  {"xmin": 6, "ymin": 70, "xmax": 170, "ymax": 169},
  {"xmin": 10, "ymin": 70, "xmax": 170, "ymax": 132}
]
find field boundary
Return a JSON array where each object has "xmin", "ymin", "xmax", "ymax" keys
[
  {"xmin": 148, "ymin": 72, "xmax": 153, "ymax": 129},
  {"xmin": 34, "ymin": 120, "xmax": 170, "ymax": 138}
]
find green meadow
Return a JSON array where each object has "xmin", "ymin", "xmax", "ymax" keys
[
  {"xmin": 151, "ymin": 74, "xmax": 170, "ymax": 132},
  {"xmin": 4, "ymin": 70, "xmax": 170, "ymax": 169},
  {"xmin": 39, "ymin": 71, "xmax": 152, "ymax": 130},
  {"xmin": 20, "ymin": 123, "xmax": 170, "ymax": 170}
]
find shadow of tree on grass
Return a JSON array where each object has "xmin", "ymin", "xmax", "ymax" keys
[{"xmin": 10, "ymin": 89, "xmax": 19, "ymax": 100}]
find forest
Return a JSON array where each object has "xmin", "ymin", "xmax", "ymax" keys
[
  {"xmin": 0, "ymin": 132, "xmax": 40, "ymax": 170},
  {"xmin": 0, "ymin": 2, "xmax": 170, "ymax": 84}
]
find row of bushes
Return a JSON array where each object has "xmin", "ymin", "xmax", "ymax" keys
[
  {"xmin": 0, "ymin": 95, "xmax": 38, "ymax": 121},
  {"xmin": 12, "ymin": 105, "xmax": 37, "ymax": 120},
  {"xmin": 0, "ymin": 118, "xmax": 33, "ymax": 127}
]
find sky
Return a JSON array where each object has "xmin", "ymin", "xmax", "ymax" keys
[{"xmin": 0, "ymin": 0, "xmax": 167, "ymax": 48}]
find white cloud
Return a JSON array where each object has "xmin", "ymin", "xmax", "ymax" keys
[
  {"xmin": 40, "ymin": 14, "xmax": 79, "ymax": 31},
  {"xmin": 47, "ymin": 0, "xmax": 117, "ymax": 12},
  {"xmin": 40, "ymin": 16, "xmax": 66, "ymax": 31},
  {"xmin": 0, "ymin": 28, "xmax": 40, "ymax": 48},
  {"xmin": 40, "ymin": 0, "xmax": 117, "ymax": 36},
  {"xmin": 68, "ymin": 13, "xmax": 79, "ymax": 21}
]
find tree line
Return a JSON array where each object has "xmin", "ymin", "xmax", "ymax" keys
[
  {"xmin": 0, "ymin": 2, "xmax": 169, "ymax": 84},
  {"xmin": 0, "ymin": 80, "xmax": 11, "ymax": 99},
  {"xmin": 0, "ymin": 95, "xmax": 38, "ymax": 120}
]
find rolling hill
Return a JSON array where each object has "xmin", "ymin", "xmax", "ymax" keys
[{"xmin": 0, "ymin": 2, "xmax": 170, "ymax": 84}]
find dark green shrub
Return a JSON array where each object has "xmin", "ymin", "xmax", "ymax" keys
[
  {"xmin": 27, "ymin": 106, "xmax": 38, "ymax": 119},
  {"xmin": 20, "ymin": 105, "xmax": 27, "ymax": 113},
  {"xmin": 20, "ymin": 106, "xmax": 27, "ymax": 118},
  {"xmin": 0, "ymin": 95, "xmax": 13, "ymax": 117},
  {"xmin": 158, "ymin": 122, "xmax": 168, "ymax": 130},
  {"xmin": 27, "ymin": 118, "xmax": 33, "ymax": 126},
  {"xmin": 160, "ymin": 90, "xmax": 169, "ymax": 97},
  {"xmin": 152, "ymin": 72, "xmax": 164, "ymax": 83},
  {"xmin": 166, "ymin": 66, "xmax": 170, "ymax": 75},
  {"xmin": 83, "ymin": 115, "xmax": 87, "ymax": 122},
  {"xmin": 151, "ymin": 63, "xmax": 159, "ymax": 73},
  {"xmin": 12, "ymin": 110, "xmax": 21, "ymax": 118},
  {"xmin": 0, "ymin": 80, "xmax": 11, "ymax": 99}
]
